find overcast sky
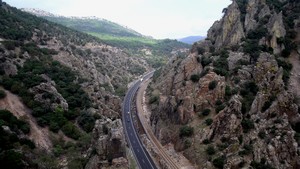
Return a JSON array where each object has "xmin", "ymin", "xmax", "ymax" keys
[{"xmin": 4, "ymin": 0, "xmax": 231, "ymax": 39}]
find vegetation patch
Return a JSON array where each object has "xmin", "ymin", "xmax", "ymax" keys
[
  {"xmin": 201, "ymin": 109, "xmax": 211, "ymax": 116},
  {"xmin": 206, "ymin": 145, "xmax": 216, "ymax": 155},
  {"xmin": 208, "ymin": 80, "xmax": 217, "ymax": 90},
  {"xmin": 241, "ymin": 118, "xmax": 255, "ymax": 133},
  {"xmin": 213, "ymin": 156, "xmax": 226, "ymax": 169},
  {"xmin": 205, "ymin": 118, "xmax": 213, "ymax": 126},
  {"xmin": 0, "ymin": 47, "xmax": 92, "ymax": 139},
  {"xmin": 0, "ymin": 89, "xmax": 6, "ymax": 99},
  {"xmin": 179, "ymin": 125, "xmax": 194, "ymax": 138},
  {"xmin": 190, "ymin": 74, "xmax": 200, "ymax": 83}
]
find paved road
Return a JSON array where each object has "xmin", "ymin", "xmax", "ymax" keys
[{"xmin": 122, "ymin": 71, "xmax": 157, "ymax": 169}]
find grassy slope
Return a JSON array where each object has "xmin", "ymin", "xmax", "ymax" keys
[{"xmin": 39, "ymin": 15, "xmax": 190, "ymax": 68}]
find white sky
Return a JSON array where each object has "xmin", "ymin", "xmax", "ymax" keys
[{"xmin": 4, "ymin": 0, "xmax": 231, "ymax": 39}]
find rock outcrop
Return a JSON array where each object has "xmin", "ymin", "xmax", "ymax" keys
[
  {"xmin": 86, "ymin": 118, "xmax": 127, "ymax": 169},
  {"xmin": 207, "ymin": 1, "xmax": 245, "ymax": 49},
  {"xmin": 30, "ymin": 82, "xmax": 69, "ymax": 111}
]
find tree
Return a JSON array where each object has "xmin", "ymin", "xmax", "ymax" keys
[
  {"xmin": 213, "ymin": 156, "xmax": 226, "ymax": 169},
  {"xmin": 197, "ymin": 47, "xmax": 205, "ymax": 55},
  {"xmin": 202, "ymin": 109, "xmax": 211, "ymax": 116},
  {"xmin": 0, "ymin": 150, "xmax": 25, "ymax": 169},
  {"xmin": 190, "ymin": 74, "xmax": 200, "ymax": 83},
  {"xmin": 206, "ymin": 146, "xmax": 216, "ymax": 155},
  {"xmin": 179, "ymin": 126, "xmax": 194, "ymax": 137},
  {"xmin": 205, "ymin": 118, "xmax": 213, "ymax": 126},
  {"xmin": 209, "ymin": 80, "xmax": 217, "ymax": 90},
  {"xmin": 0, "ymin": 89, "xmax": 6, "ymax": 99}
]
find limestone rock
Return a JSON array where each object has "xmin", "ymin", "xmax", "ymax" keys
[
  {"xmin": 88, "ymin": 118, "xmax": 127, "ymax": 168},
  {"xmin": 267, "ymin": 12, "xmax": 286, "ymax": 54},
  {"xmin": 209, "ymin": 95, "xmax": 243, "ymax": 140},
  {"xmin": 30, "ymin": 82, "xmax": 68, "ymax": 111},
  {"xmin": 207, "ymin": 1, "xmax": 245, "ymax": 49}
]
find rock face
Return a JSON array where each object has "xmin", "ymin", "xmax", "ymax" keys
[
  {"xmin": 207, "ymin": 1, "xmax": 245, "ymax": 49},
  {"xmin": 209, "ymin": 95, "xmax": 243, "ymax": 141},
  {"xmin": 86, "ymin": 118, "xmax": 127, "ymax": 169},
  {"xmin": 267, "ymin": 12, "xmax": 286, "ymax": 54},
  {"xmin": 149, "ymin": 0, "xmax": 300, "ymax": 168}
]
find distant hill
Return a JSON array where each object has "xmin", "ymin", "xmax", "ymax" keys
[
  {"xmin": 178, "ymin": 36, "xmax": 206, "ymax": 44},
  {"xmin": 22, "ymin": 8, "xmax": 190, "ymax": 68},
  {"xmin": 22, "ymin": 8, "xmax": 143, "ymax": 37}
]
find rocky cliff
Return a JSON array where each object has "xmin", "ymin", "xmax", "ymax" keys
[{"xmin": 149, "ymin": 0, "xmax": 300, "ymax": 168}]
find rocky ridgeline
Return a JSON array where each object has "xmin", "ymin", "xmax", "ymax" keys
[{"xmin": 149, "ymin": 0, "xmax": 300, "ymax": 168}]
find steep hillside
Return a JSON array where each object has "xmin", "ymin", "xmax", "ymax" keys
[
  {"xmin": 23, "ymin": 8, "xmax": 190, "ymax": 68},
  {"xmin": 0, "ymin": 1, "xmax": 148, "ymax": 168},
  {"xmin": 148, "ymin": 0, "xmax": 300, "ymax": 168},
  {"xmin": 22, "ymin": 8, "xmax": 143, "ymax": 37}
]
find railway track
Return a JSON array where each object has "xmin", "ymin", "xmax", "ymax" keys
[{"xmin": 135, "ymin": 79, "xmax": 180, "ymax": 169}]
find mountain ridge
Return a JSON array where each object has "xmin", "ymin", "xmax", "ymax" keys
[
  {"xmin": 178, "ymin": 35, "xmax": 206, "ymax": 44},
  {"xmin": 21, "ymin": 8, "xmax": 144, "ymax": 37},
  {"xmin": 22, "ymin": 8, "xmax": 190, "ymax": 68}
]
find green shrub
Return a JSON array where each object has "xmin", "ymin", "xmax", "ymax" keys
[
  {"xmin": 205, "ymin": 118, "xmax": 213, "ymax": 126},
  {"xmin": 266, "ymin": 0, "xmax": 283, "ymax": 12},
  {"xmin": 0, "ymin": 109, "xmax": 30, "ymax": 134},
  {"xmin": 149, "ymin": 95, "xmax": 159, "ymax": 104},
  {"xmin": 0, "ymin": 150, "xmax": 25, "ymax": 169},
  {"xmin": 179, "ymin": 125, "xmax": 194, "ymax": 138},
  {"xmin": 190, "ymin": 74, "xmax": 200, "ymax": 83},
  {"xmin": 250, "ymin": 160, "xmax": 274, "ymax": 169},
  {"xmin": 208, "ymin": 80, "xmax": 217, "ymax": 90},
  {"xmin": 215, "ymin": 100, "xmax": 223, "ymax": 106},
  {"xmin": 102, "ymin": 124, "xmax": 109, "ymax": 135},
  {"xmin": 241, "ymin": 118, "xmax": 255, "ymax": 133},
  {"xmin": 77, "ymin": 112, "xmax": 96, "ymax": 133},
  {"xmin": 206, "ymin": 146, "xmax": 216, "ymax": 155},
  {"xmin": 19, "ymin": 138, "xmax": 35, "ymax": 149},
  {"xmin": 213, "ymin": 56, "xmax": 229, "ymax": 76},
  {"xmin": 0, "ymin": 89, "xmax": 6, "ymax": 99},
  {"xmin": 216, "ymin": 104, "xmax": 225, "ymax": 113},
  {"xmin": 225, "ymin": 85, "xmax": 231, "ymax": 97},
  {"xmin": 197, "ymin": 47, "xmax": 205, "ymax": 55},
  {"xmin": 184, "ymin": 139, "xmax": 191, "ymax": 149},
  {"xmin": 203, "ymin": 139, "xmax": 211, "ymax": 144},
  {"xmin": 62, "ymin": 122, "xmax": 81, "ymax": 140},
  {"xmin": 213, "ymin": 156, "xmax": 226, "ymax": 169},
  {"xmin": 201, "ymin": 57, "xmax": 212, "ymax": 67},
  {"xmin": 217, "ymin": 143, "xmax": 229, "ymax": 151},
  {"xmin": 202, "ymin": 109, "xmax": 211, "ymax": 116},
  {"xmin": 258, "ymin": 131, "xmax": 266, "ymax": 139}
]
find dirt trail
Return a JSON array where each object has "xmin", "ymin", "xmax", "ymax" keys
[{"xmin": 0, "ymin": 88, "xmax": 52, "ymax": 150}]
